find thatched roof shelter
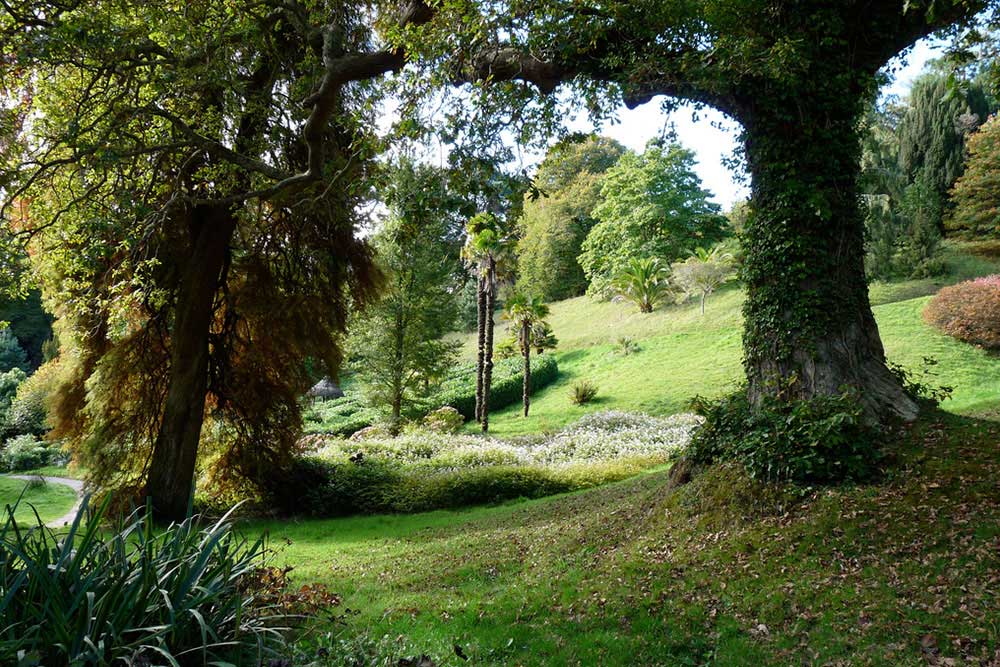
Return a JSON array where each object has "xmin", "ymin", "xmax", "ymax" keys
[{"xmin": 307, "ymin": 377, "xmax": 344, "ymax": 400}]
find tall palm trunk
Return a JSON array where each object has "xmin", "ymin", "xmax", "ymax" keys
[
  {"xmin": 390, "ymin": 303, "xmax": 405, "ymax": 433},
  {"xmin": 481, "ymin": 257, "xmax": 496, "ymax": 433},
  {"xmin": 521, "ymin": 320, "xmax": 531, "ymax": 417},
  {"xmin": 475, "ymin": 273, "xmax": 487, "ymax": 423},
  {"xmin": 145, "ymin": 204, "xmax": 235, "ymax": 521}
]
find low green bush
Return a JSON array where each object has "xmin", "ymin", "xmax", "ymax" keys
[
  {"xmin": 281, "ymin": 411, "xmax": 700, "ymax": 517},
  {"xmin": 304, "ymin": 394, "xmax": 380, "ymax": 437},
  {"xmin": 688, "ymin": 390, "xmax": 881, "ymax": 483},
  {"xmin": 570, "ymin": 380, "xmax": 599, "ymax": 405},
  {"xmin": 275, "ymin": 456, "xmax": 657, "ymax": 517},
  {"xmin": 0, "ymin": 434, "xmax": 57, "ymax": 472},
  {"xmin": 422, "ymin": 405, "xmax": 465, "ymax": 433},
  {"xmin": 303, "ymin": 355, "xmax": 559, "ymax": 436},
  {"xmin": 0, "ymin": 498, "xmax": 314, "ymax": 666},
  {"xmin": 432, "ymin": 354, "xmax": 559, "ymax": 420}
]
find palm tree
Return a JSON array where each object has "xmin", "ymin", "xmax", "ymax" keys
[
  {"xmin": 504, "ymin": 293, "xmax": 551, "ymax": 417},
  {"xmin": 612, "ymin": 257, "xmax": 672, "ymax": 313},
  {"xmin": 462, "ymin": 212, "xmax": 514, "ymax": 432}
]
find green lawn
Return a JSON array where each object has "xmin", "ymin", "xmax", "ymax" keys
[
  {"xmin": 251, "ymin": 411, "xmax": 1000, "ymax": 666},
  {"xmin": 474, "ymin": 243, "xmax": 1000, "ymax": 435},
  {"xmin": 0, "ymin": 476, "xmax": 78, "ymax": 524},
  {"xmin": 240, "ymin": 243, "xmax": 1000, "ymax": 664}
]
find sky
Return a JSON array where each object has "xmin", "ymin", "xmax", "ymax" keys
[{"xmin": 537, "ymin": 39, "xmax": 945, "ymax": 210}]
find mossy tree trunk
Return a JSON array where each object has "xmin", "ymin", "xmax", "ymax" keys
[{"xmin": 740, "ymin": 93, "xmax": 918, "ymax": 424}]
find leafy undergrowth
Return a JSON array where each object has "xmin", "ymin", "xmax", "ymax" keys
[
  {"xmin": 252, "ymin": 410, "xmax": 1000, "ymax": 666},
  {"xmin": 279, "ymin": 412, "xmax": 699, "ymax": 517}
]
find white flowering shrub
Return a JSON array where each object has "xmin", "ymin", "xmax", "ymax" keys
[
  {"xmin": 291, "ymin": 410, "xmax": 703, "ymax": 515},
  {"xmin": 529, "ymin": 411, "xmax": 702, "ymax": 465},
  {"xmin": 309, "ymin": 410, "xmax": 701, "ymax": 471}
]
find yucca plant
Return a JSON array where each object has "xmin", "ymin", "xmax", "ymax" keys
[
  {"xmin": 0, "ymin": 496, "xmax": 301, "ymax": 666},
  {"xmin": 612, "ymin": 257, "xmax": 672, "ymax": 313},
  {"xmin": 570, "ymin": 380, "xmax": 599, "ymax": 405}
]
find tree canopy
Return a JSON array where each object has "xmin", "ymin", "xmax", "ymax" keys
[
  {"xmin": 349, "ymin": 160, "xmax": 464, "ymax": 428},
  {"xmin": 948, "ymin": 114, "xmax": 1000, "ymax": 236},
  {"xmin": 517, "ymin": 135, "xmax": 626, "ymax": 301},
  {"xmin": 898, "ymin": 70, "xmax": 992, "ymax": 226},
  {"xmin": 579, "ymin": 141, "xmax": 723, "ymax": 297}
]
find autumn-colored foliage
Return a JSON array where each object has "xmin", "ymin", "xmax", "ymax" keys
[
  {"xmin": 924, "ymin": 279, "xmax": 1000, "ymax": 350},
  {"xmin": 947, "ymin": 115, "xmax": 1000, "ymax": 238}
]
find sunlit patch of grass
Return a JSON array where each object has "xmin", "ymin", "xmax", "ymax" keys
[
  {"xmin": 473, "ymin": 242, "xmax": 1000, "ymax": 435},
  {"xmin": 0, "ymin": 476, "xmax": 77, "ymax": 523}
]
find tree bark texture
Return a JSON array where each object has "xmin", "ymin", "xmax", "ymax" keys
[
  {"xmin": 144, "ymin": 204, "xmax": 236, "ymax": 521},
  {"xmin": 481, "ymin": 258, "xmax": 496, "ymax": 433},
  {"xmin": 475, "ymin": 274, "xmax": 487, "ymax": 423}
]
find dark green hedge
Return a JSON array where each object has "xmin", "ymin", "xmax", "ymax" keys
[
  {"xmin": 269, "ymin": 454, "xmax": 633, "ymax": 517},
  {"xmin": 430, "ymin": 353, "xmax": 558, "ymax": 419},
  {"xmin": 304, "ymin": 353, "xmax": 559, "ymax": 436}
]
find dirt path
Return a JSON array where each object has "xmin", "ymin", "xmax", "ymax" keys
[{"xmin": 6, "ymin": 474, "xmax": 84, "ymax": 527}]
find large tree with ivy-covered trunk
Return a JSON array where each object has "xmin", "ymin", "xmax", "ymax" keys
[{"xmin": 425, "ymin": 0, "xmax": 991, "ymax": 424}]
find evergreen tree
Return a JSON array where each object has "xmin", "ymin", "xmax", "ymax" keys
[
  {"xmin": 516, "ymin": 135, "xmax": 626, "ymax": 301},
  {"xmin": 898, "ymin": 72, "xmax": 991, "ymax": 229},
  {"xmin": 0, "ymin": 329, "xmax": 29, "ymax": 374},
  {"xmin": 350, "ymin": 163, "xmax": 464, "ymax": 429}
]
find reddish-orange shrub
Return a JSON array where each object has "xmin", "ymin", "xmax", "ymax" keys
[{"xmin": 924, "ymin": 279, "xmax": 1000, "ymax": 350}]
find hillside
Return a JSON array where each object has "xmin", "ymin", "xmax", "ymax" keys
[
  {"xmin": 237, "ymin": 242, "xmax": 1000, "ymax": 666},
  {"xmin": 469, "ymin": 243, "xmax": 1000, "ymax": 435},
  {"xmin": 253, "ymin": 410, "xmax": 1000, "ymax": 666}
]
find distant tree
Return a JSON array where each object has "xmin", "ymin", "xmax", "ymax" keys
[
  {"xmin": 897, "ymin": 175, "xmax": 945, "ymax": 277},
  {"xmin": 612, "ymin": 257, "xmax": 672, "ymax": 314},
  {"xmin": 0, "ymin": 368, "xmax": 26, "ymax": 414},
  {"xmin": 860, "ymin": 100, "xmax": 910, "ymax": 280},
  {"xmin": 0, "ymin": 291, "xmax": 52, "ymax": 369},
  {"xmin": 517, "ymin": 136, "xmax": 626, "ymax": 300},
  {"xmin": 503, "ymin": 293, "xmax": 551, "ymax": 417},
  {"xmin": 580, "ymin": 141, "xmax": 724, "ymax": 297},
  {"xmin": 948, "ymin": 115, "xmax": 1000, "ymax": 237},
  {"xmin": 463, "ymin": 212, "xmax": 515, "ymax": 432},
  {"xmin": 350, "ymin": 162, "xmax": 464, "ymax": 430},
  {"xmin": 898, "ymin": 71, "xmax": 991, "ymax": 229},
  {"xmin": 0, "ymin": 329, "xmax": 29, "ymax": 373},
  {"xmin": 861, "ymin": 95, "xmax": 948, "ymax": 280},
  {"xmin": 671, "ymin": 247, "xmax": 736, "ymax": 315}
]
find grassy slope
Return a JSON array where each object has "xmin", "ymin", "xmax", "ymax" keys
[
  {"xmin": 254, "ymin": 411, "xmax": 1000, "ymax": 666},
  {"xmin": 475, "ymin": 244, "xmax": 1000, "ymax": 435},
  {"xmin": 0, "ymin": 476, "xmax": 77, "ymax": 524},
  {"xmin": 245, "ymin": 243, "xmax": 1000, "ymax": 664}
]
